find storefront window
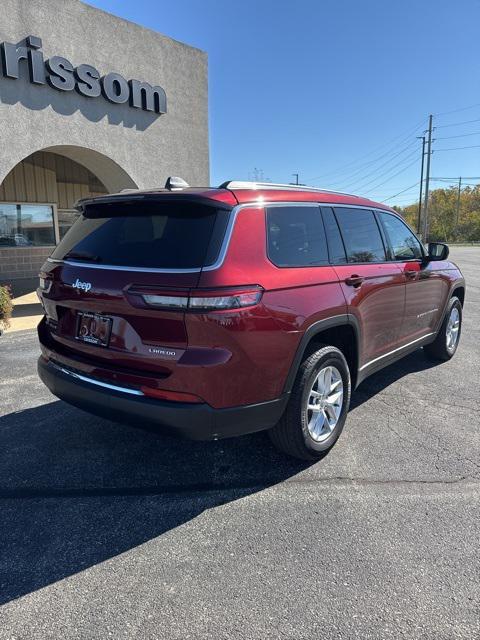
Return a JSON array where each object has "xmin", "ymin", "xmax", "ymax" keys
[{"xmin": 0, "ymin": 204, "xmax": 55, "ymax": 246}]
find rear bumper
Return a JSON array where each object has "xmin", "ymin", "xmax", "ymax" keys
[{"xmin": 38, "ymin": 357, "xmax": 288, "ymax": 441}]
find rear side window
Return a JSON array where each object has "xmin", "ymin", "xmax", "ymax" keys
[
  {"xmin": 266, "ymin": 205, "xmax": 329, "ymax": 267},
  {"xmin": 378, "ymin": 212, "xmax": 423, "ymax": 260},
  {"xmin": 321, "ymin": 207, "xmax": 347, "ymax": 264},
  {"xmin": 51, "ymin": 201, "xmax": 230, "ymax": 269},
  {"xmin": 334, "ymin": 208, "xmax": 386, "ymax": 263}
]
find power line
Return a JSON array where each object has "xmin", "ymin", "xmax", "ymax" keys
[
  {"xmin": 430, "ymin": 179, "xmax": 480, "ymax": 186},
  {"xmin": 353, "ymin": 147, "xmax": 419, "ymax": 193},
  {"xmin": 435, "ymin": 144, "xmax": 480, "ymax": 151},
  {"xmin": 431, "ymin": 176, "xmax": 480, "ymax": 180},
  {"xmin": 435, "ymin": 117, "xmax": 480, "ymax": 129},
  {"xmin": 434, "ymin": 102, "xmax": 480, "ymax": 117},
  {"xmin": 381, "ymin": 177, "xmax": 480, "ymax": 205},
  {"xmin": 361, "ymin": 156, "xmax": 420, "ymax": 196},
  {"xmin": 436, "ymin": 131, "xmax": 480, "ymax": 140},
  {"xmin": 337, "ymin": 140, "xmax": 415, "ymax": 189},
  {"xmin": 306, "ymin": 118, "xmax": 426, "ymax": 183},
  {"xmin": 381, "ymin": 182, "xmax": 420, "ymax": 202},
  {"xmin": 337, "ymin": 139, "xmax": 419, "ymax": 191}
]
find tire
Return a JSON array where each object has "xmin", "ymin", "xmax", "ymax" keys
[
  {"xmin": 269, "ymin": 345, "xmax": 351, "ymax": 461},
  {"xmin": 424, "ymin": 296, "xmax": 462, "ymax": 361}
]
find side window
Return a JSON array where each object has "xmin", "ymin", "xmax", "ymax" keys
[
  {"xmin": 266, "ymin": 205, "xmax": 329, "ymax": 267},
  {"xmin": 321, "ymin": 207, "xmax": 347, "ymax": 264},
  {"xmin": 334, "ymin": 208, "xmax": 386, "ymax": 263},
  {"xmin": 379, "ymin": 212, "xmax": 423, "ymax": 260}
]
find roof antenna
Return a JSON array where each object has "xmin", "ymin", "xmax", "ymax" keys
[{"xmin": 165, "ymin": 176, "xmax": 190, "ymax": 191}]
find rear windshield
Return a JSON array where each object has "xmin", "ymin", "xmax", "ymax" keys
[{"xmin": 51, "ymin": 201, "xmax": 230, "ymax": 269}]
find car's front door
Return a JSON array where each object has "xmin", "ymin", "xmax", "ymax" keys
[
  {"xmin": 322, "ymin": 207, "xmax": 406, "ymax": 370},
  {"xmin": 377, "ymin": 211, "xmax": 449, "ymax": 344}
]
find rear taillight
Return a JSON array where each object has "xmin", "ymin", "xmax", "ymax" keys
[
  {"xmin": 142, "ymin": 294, "xmax": 189, "ymax": 309},
  {"xmin": 140, "ymin": 286, "xmax": 263, "ymax": 312}
]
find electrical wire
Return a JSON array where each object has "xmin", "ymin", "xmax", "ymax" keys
[
  {"xmin": 430, "ymin": 180, "xmax": 480, "ymax": 186},
  {"xmin": 381, "ymin": 175, "xmax": 480, "ymax": 205},
  {"xmin": 435, "ymin": 117, "xmax": 480, "ymax": 129},
  {"xmin": 336, "ymin": 139, "xmax": 419, "ymax": 191},
  {"xmin": 361, "ymin": 156, "xmax": 420, "ymax": 196},
  {"xmin": 434, "ymin": 103, "xmax": 480, "ymax": 117},
  {"xmin": 351, "ymin": 147, "xmax": 419, "ymax": 193},
  {"xmin": 434, "ymin": 144, "xmax": 480, "ymax": 151},
  {"xmin": 436, "ymin": 131, "xmax": 480, "ymax": 140},
  {"xmin": 305, "ymin": 118, "xmax": 426, "ymax": 183},
  {"xmin": 381, "ymin": 182, "xmax": 420, "ymax": 202}
]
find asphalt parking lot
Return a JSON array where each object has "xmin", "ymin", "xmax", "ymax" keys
[{"xmin": 0, "ymin": 247, "xmax": 479, "ymax": 639}]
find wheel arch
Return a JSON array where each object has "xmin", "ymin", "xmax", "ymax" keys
[
  {"xmin": 432, "ymin": 279, "xmax": 465, "ymax": 337},
  {"xmin": 283, "ymin": 315, "xmax": 360, "ymax": 393},
  {"xmin": 451, "ymin": 284, "xmax": 465, "ymax": 306}
]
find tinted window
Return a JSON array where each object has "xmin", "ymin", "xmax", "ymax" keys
[
  {"xmin": 379, "ymin": 212, "xmax": 423, "ymax": 260},
  {"xmin": 334, "ymin": 208, "xmax": 386, "ymax": 263},
  {"xmin": 51, "ymin": 201, "xmax": 229, "ymax": 269},
  {"xmin": 321, "ymin": 207, "xmax": 347, "ymax": 263},
  {"xmin": 266, "ymin": 205, "xmax": 328, "ymax": 267}
]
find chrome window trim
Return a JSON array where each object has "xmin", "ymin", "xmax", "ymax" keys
[
  {"xmin": 51, "ymin": 361, "xmax": 145, "ymax": 395},
  {"xmin": 202, "ymin": 204, "xmax": 244, "ymax": 271},
  {"xmin": 359, "ymin": 333, "xmax": 435, "ymax": 371},
  {"xmin": 204, "ymin": 201, "xmax": 394, "ymax": 272}
]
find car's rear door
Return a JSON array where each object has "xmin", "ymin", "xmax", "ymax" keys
[{"xmin": 323, "ymin": 206, "xmax": 406, "ymax": 370}]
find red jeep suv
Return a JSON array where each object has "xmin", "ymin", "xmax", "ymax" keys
[{"xmin": 37, "ymin": 179, "xmax": 465, "ymax": 460}]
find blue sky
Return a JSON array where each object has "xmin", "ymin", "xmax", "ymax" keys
[{"xmin": 89, "ymin": 0, "xmax": 480, "ymax": 206}]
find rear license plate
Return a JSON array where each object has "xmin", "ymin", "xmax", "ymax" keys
[{"xmin": 76, "ymin": 312, "xmax": 112, "ymax": 347}]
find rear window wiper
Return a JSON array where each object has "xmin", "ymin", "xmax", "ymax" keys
[{"xmin": 63, "ymin": 251, "xmax": 102, "ymax": 263}]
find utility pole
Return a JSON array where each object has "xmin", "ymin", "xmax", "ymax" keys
[
  {"xmin": 416, "ymin": 136, "xmax": 426, "ymax": 234},
  {"xmin": 422, "ymin": 114, "xmax": 434, "ymax": 242},
  {"xmin": 290, "ymin": 173, "xmax": 305, "ymax": 186},
  {"xmin": 456, "ymin": 176, "xmax": 462, "ymax": 228}
]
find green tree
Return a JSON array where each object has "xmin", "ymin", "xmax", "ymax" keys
[{"xmin": 395, "ymin": 184, "xmax": 480, "ymax": 242}]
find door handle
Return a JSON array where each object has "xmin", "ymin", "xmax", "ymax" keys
[
  {"xmin": 345, "ymin": 275, "xmax": 364, "ymax": 288},
  {"xmin": 405, "ymin": 270, "xmax": 417, "ymax": 279}
]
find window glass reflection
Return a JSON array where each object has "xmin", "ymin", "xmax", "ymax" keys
[{"xmin": 0, "ymin": 204, "xmax": 55, "ymax": 246}]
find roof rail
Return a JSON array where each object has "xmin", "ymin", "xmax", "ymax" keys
[{"xmin": 218, "ymin": 180, "xmax": 358, "ymax": 197}]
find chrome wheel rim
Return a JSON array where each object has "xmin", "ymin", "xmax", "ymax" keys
[
  {"xmin": 306, "ymin": 365, "xmax": 344, "ymax": 443},
  {"xmin": 446, "ymin": 307, "xmax": 460, "ymax": 352}
]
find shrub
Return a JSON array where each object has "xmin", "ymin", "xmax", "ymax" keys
[{"xmin": 0, "ymin": 285, "xmax": 13, "ymax": 332}]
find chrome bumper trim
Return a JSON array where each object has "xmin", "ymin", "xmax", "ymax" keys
[{"xmin": 50, "ymin": 361, "xmax": 144, "ymax": 396}]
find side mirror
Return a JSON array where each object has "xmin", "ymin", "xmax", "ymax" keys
[{"xmin": 427, "ymin": 242, "xmax": 449, "ymax": 261}]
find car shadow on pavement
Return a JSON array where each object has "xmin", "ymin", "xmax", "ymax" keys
[
  {"xmin": 0, "ymin": 400, "xmax": 313, "ymax": 606},
  {"xmin": 350, "ymin": 349, "xmax": 440, "ymax": 411},
  {"xmin": 0, "ymin": 348, "xmax": 440, "ymax": 606}
]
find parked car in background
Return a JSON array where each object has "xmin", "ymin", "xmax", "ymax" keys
[
  {"xmin": 0, "ymin": 233, "xmax": 31, "ymax": 246},
  {"xmin": 37, "ymin": 179, "xmax": 465, "ymax": 460}
]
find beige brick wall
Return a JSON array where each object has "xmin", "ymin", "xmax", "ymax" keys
[{"xmin": 0, "ymin": 247, "xmax": 52, "ymax": 283}]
